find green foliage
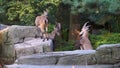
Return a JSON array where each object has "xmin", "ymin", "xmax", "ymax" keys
[
  {"xmin": 98, "ymin": 0, "xmax": 120, "ymax": 14},
  {"xmin": 55, "ymin": 40, "xmax": 75, "ymax": 51},
  {"xmin": 62, "ymin": 0, "xmax": 120, "ymax": 33},
  {"xmin": 62, "ymin": 0, "xmax": 120, "ymax": 14},
  {"xmin": 55, "ymin": 30, "xmax": 120, "ymax": 51},
  {"xmin": 48, "ymin": 23, "xmax": 55, "ymax": 33},
  {"xmin": 107, "ymin": 16, "xmax": 120, "ymax": 33},
  {"xmin": 6, "ymin": 1, "xmax": 35, "ymax": 25},
  {"xmin": 90, "ymin": 31, "xmax": 120, "ymax": 49},
  {"xmin": 0, "ymin": 0, "xmax": 61, "ymax": 25}
]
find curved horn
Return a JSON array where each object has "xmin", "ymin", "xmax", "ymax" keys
[
  {"xmin": 83, "ymin": 22, "xmax": 89, "ymax": 28},
  {"xmin": 58, "ymin": 23, "xmax": 61, "ymax": 30},
  {"xmin": 55, "ymin": 22, "xmax": 61, "ymax": 30}
]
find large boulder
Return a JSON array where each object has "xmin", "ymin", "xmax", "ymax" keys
[
  {"xmin": 16, "ymin": 50, "xmax": 96, "ymax": 65},
  {"xmin": 96, "ymin": 44, "xmax": 120, "ymax": 64},
  {"xmin": 15, "ymin": 38, "xmax": 53, "ymax": 58},
  {"xmin": 0, "ymin": 28, "xmax": 15, "ymax": 64},
  {"xmin": 57, "ymin": 50, "xmax": 96, "ymax": 65},
  {"xmin": 15, "ymin": 44, "xmax": 120, "ymax": 65},
  {"xmin": 7, "ymin": 25, "xmax": 40, "ymax": 44},
  {"xmin": 0, "ymin": 25, "xmax": 53, "ymax": 64}
]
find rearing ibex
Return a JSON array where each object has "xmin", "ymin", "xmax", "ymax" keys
[
  {"xmin": 75, "ymin": 22, "xmax": 93, "ymax": 50},
  {"xmin": 43, "ymin": 23, "xmax": 61, "ymax": 50},
  {"xmin": 35, "ymin": 9, "xmax": 48, "ymax": 38},
  {"xmin": 43, "ymin": 22, "xmax": 61, "ymax": 41}
]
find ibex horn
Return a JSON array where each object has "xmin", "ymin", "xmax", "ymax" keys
[{"xmin": 83, "ymin": 22, "xmax": 89, "ymax": 28}]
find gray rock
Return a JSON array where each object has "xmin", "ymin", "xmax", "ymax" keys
[
  {"xmin": 0, "ymin": 28, "xmax": 16, "ymax": 64},
  {"xmin": 87, "ymin": 53, "xmax": 97, "ymax": 65},
  {"xmin": 7, "ymin": 25, "xmax": 40, "ymax": 44},
  {"xmin": 16, "ymin": 50, "xmax": 96, "ymax": 65},
  {"xmin": 15, "ymin": 38, "xmax": 53, "ymax": 58},
  {"xmin": 57, "ymin": 50, "xmax": 96, "ymax": 65},
  {"xmin": 0, "ymin": 24, "xmax": 8, "ymax": 30},
  {"xmin": 57, "ymin": 55, "xmax": 88, "ymax": 65},
  {"xmin": 0, "ymin": 25, "xmax": 53, "ymax": 64},
  {"xmin": 16, "ymin": 53, "xmax": 59, "ymax": 65},
  {"xmin": 15, "ymin": 44, "xmax": 120, "ymax": 65},
  {"xmin": 96, "ymin": 44, "xmax": 120, "ymax": 64},
  {"xmin": 111, "ymin": 44, "xmax": 120, "ymax": 63},
  {"xmin": 4, "ymin": 65, "xmax": 115, "ymax": 68}
]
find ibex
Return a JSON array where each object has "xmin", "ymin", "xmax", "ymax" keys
[
  {"xmin": 35, "ymin": 9, "xmax": 48, "ymax": 38},
  {"xmin": 75, "ymin": 22, "xmax": 93, "ymax": 50},
  {"xmin": 43, "ymin": 23, "xmax": 61, "ymax": 50},
  {"xmin": 43, "ymin": 22, "xmax": 61, "ymax": 41},
  {"xmin": 0, "ymin": 60, "xmax": 4, "ymax": 68}
]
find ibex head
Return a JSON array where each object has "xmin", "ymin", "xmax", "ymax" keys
[
  {"xmin": 79, "ymin": 22, "xmax": 91, "ymax": 36},
  {"xmin": 43, "ymin": 9, "xmax": 48, "ymax": 16},
  {"xmin": 54, "ymin": 22, "xmax": 61, "ymax": 36}
]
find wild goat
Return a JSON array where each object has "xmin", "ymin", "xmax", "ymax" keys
[
  {"xmin": 42, "ymin": 23, "xmax": 61, "ymax": 50},
  {"xmin": 75, "ymin": 22, "xmax": 93, "ymax": 50},
  {"xmin": 43, "ymin": 23, "xmax": 61, "ymax": 41},
  {"xmin": 35, "ymin": 9, "xmax": 48, "ymax": 38}
]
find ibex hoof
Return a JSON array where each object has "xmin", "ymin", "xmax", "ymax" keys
[
  {"xmin": 40, "ymin": 36, "xmax": 43, "ymax": 39},
  {"xmin": 47, "ymin": 38, "xmax": 49, "ymax": 40},
  {"xmin": 43, "ymin": 39, "xmax": 45, "ymax": 42}
]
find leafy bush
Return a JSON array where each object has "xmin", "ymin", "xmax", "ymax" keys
[
  {"xmin": 48, "ymin": 23, "xmax": 55, "ymax": 33},
  {"xmin": 55, "ymin": 30, "xmax": 120, "ymax": 51},
  {"xmin": 55, "ymin": 40, "xmax": 75, "ymax": 51},
  {"xmin": 0, "ymin": 0, "xmax": 61, "ymax": 25},
  {"xmin": 90, "ymin": 31, "xmax": 120, "ymax": 49}
]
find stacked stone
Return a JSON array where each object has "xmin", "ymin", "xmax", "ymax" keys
[
  {"xmin": 16, "ymin": 44, "xmax": 120, "ymax": 66},
  {"xmin": 0, "ymin": 25, "xmax": 53, "ymax": 64}
]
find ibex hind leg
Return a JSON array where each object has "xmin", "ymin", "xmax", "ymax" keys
[
  {"xmin": 42, "ymin": 33, "xmax": 47, "ymax": 42},
  {"xmin": 40, "ymin": 33, "xmax": 43, "ymax": 39},
  {"xmin": 46, "ymin": 34, "xmax": 49, "ymax": 40},
  {"xmin": 74, "ymin": 44, "xmax": 80, "ymax": 50}
]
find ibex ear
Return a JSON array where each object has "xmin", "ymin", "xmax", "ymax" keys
[
  {"xmin": 55, "ymin": 22, "xmax": 61, "ymax": 30},
  {"xmin": 58, "ymin": 23, "xmax": 61, "ymax": 30},
  {"xmin": 43, "ymin": 9, "xmax": 48, "ymax": 15},
  {"xmin": 54, "ymin": 22, "xmax": 58, "ymax": 30},
  {"xmin": 55, "ymin": 22, "xmax": 58, "ymax": 28},
  {"xmin": 45, "ymin": 9, "xmax": 48, "ymax": 12}
]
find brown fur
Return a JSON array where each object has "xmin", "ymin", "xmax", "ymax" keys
[
  {"xmin": 75, "ymin": 22, "xmax": 93, "ymax": 50},
  {"xmin": 35, "ymin": 10, "xmax": 48, "ymax": 39},
  {"xmin": 43, "ymin": 23, "xmax": 61, "ymax": 41},
  {"xmin": 0, "ymin": 60, "xmax": 4, "ymax": 68}
]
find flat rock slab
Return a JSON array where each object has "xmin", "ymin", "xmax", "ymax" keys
[
  {"xmin": 5, "ymin": 64, "xmax": 115, "ymax": 68},
  {"xmin": 15, "ymin": 38, "xmax": 53, "ymax": 58},
  {"xmin": 16, "ymin": 50, "xmax": 96, "ymax": 65},
  {"xmin": 96, "ymin": 44, "xmax": 120, "ymax": 64}
]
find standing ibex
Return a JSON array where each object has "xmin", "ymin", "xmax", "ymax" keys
[
  {"xmin": 75, "ymin": 22, "xmax": 93, "ymax": 50},
  {"xmin": 35, "ymin": 9, "xmax": 48, "ymax": 39}
]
